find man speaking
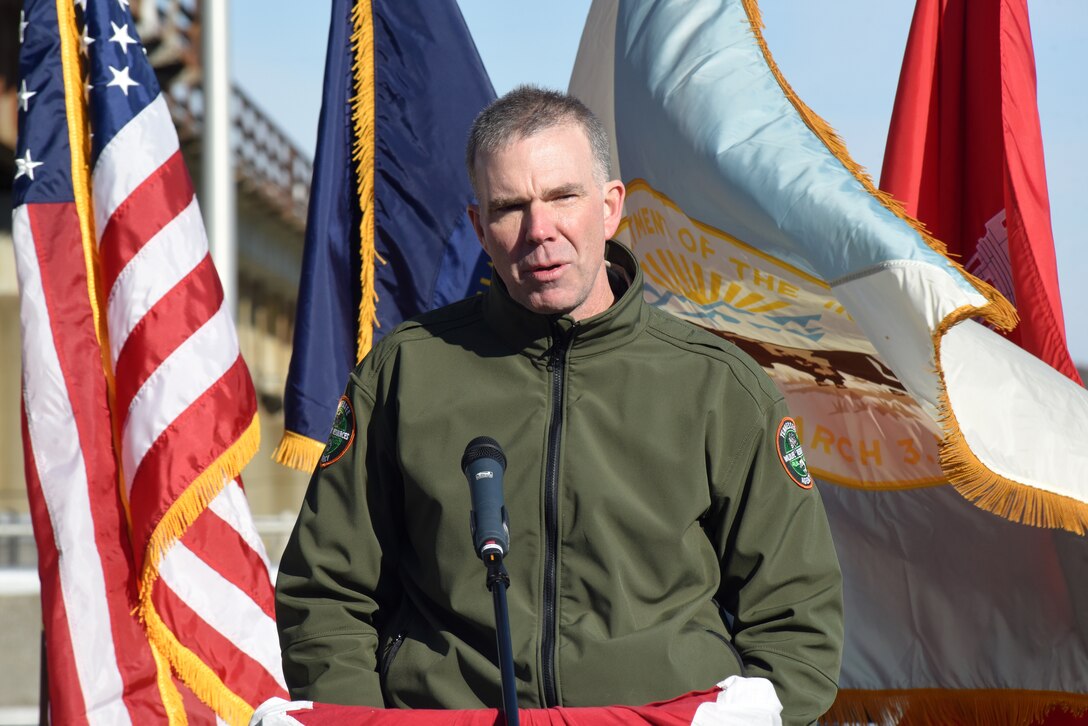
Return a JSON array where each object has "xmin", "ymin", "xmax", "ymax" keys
[{"xmin": 275, "ymin": 87, "xmax": 844, "ymax": 725}]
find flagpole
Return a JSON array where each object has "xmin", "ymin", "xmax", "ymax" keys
[
  {"xmin": 38, "ymin": 630, "xmax": 48, "ymax": 725},
  {"xmin": 201, "ymin": 0, "xmax": 237, "ymax": 319}
]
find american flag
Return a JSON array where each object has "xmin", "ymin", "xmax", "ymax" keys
[{"xmin": 13, "ymin": 0, "xmax": 286, "ymax": 723}]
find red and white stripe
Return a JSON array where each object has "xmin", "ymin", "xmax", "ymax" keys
[
  {"xmin": 16, "ymin": 202, "xmax": 164, "ymax": 723},
  {"xmin": 95, "ymin": 93, "xmax": 287, "ymax": 708},
  {"xmin": 17, "ymin": 88, "xmax": 285, "ymax": 721},
  {"xmin": 157, "ymin": 494, "xmax": 288, "ymax": 704}
]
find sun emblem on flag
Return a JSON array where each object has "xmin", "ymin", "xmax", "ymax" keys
[
  {"xmin": 320, "ymin": 395, "xmax": 356, "ymax": 468},
  {"xmin": 776, "ymin": 417, "xmax": 812, "ymax": 489}
]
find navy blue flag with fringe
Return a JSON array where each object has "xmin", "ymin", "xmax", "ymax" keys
[{"xmin": 274, "ymin": 0, "xmax": 495, "ymax": 471}]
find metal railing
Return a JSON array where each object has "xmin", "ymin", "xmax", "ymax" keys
[
  {"xmin": 137, "ymin": 0, "xmax": 313, "ymax": 229},
  {"xmin": 0, "ymin": 512, "xmax": 297, "ymax": 572},
  {"xmin": 234, "ymin": 86, "xmax": 313, "ymax": 227},
  {"xmin": 162, "ymin": 81, "xmax": 313, "ymax": 231},
  {"xmin": 0, "ymin": 513, "xmax": 36, "ymax": 570}
]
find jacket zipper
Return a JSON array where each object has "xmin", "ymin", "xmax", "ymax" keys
[
  {"xmin": 379, "ymin": 630, "xmax": 406, "ymax": 683},
  {"xmin": 541, "ymin": 324, "xmax": 572, "ymax": 707},
  {"xmin": 706, "ymin": 629, "xmax": 747, "ymax": 676}
]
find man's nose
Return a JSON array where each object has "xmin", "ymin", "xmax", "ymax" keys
[{"xmin": 524, "ymin": 201, "xmax": 557, "ymax": 244}]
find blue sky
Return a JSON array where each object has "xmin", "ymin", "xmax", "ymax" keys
[{"xmin": 232, "ymin": 1, "xmax": 1087, "ymax": 367}]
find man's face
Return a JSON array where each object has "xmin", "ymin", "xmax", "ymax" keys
[{"xmin": 468, "ymin": 123, "xmax": 625, "ymax": 321}]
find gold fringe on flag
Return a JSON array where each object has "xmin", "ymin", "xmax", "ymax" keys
[
  {"xmin": 57, "ymin": 0, "xmax": 136, "ymax": 530},
  {"xmin": 148, "ymin": 641, "xmax": 189, "ymax": 726},
  {"xmin": 56, "ymin": 0, "xmax": 109, "ymax": 363},
  {"xmin": 271, "ymin": 430, "xmax": 326, "ymax": 473},
  {"xmin": 138, "ymin": 415, "xmax": 261, "ymax": 598},
  {"xmin": 825, "ymin": 688, "xmax": 1088, "ymax": 726},
  {"xmin": 741, "ymin": 0, "xmax": 1088, "ymax": 534},
  {"xmin": 934, "ymin": 308, "xmax": 1088, "ymax": 534},
  {"xmin": 740, "ymin": 0, "xmax": 1017, "ymax": 333},
  {"xmin": 135, "ymin": 415, "xmax": 261, "ymax": 724},
  {"xmin": 144, "ymin": 603, "xmax": 254, "ymax": 726},
  {"xmin": 273, "ymin": 0, "xmax": 387, "ymax": 473},
  {"xmin": 350, "ymin": 0, "xmax": 386, "ymax": 363},
  {"xmin": 57, "ymin": 0, "xmax": 186, "ymax": 717}
]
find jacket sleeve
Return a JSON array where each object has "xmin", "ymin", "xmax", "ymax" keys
[
  {"xmin": 708, "ymin": 393, "xmax": 844, "ymax": 726},
  {"xmin": 274, "ymin": 368, "xmax": 403, "ymax": 706}
]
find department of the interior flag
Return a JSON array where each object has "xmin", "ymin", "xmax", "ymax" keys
[{"xmin": 570, "ymin": 1, "xmax": 1088, "ymax": 722}]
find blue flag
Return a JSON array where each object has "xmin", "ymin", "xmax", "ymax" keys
[{"xmin": 275, "ymin": 0, "xmax": 495, "ymax": 470}]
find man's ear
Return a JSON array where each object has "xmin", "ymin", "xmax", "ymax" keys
[
  {"xmin": 602, "ymin": 180, "xmax": 626, "ymax": 239},
  {"xmin": 468, "ymin": 204, "xmax": 488, "ymax": 252}
]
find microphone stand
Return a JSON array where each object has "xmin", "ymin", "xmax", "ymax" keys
[{"xmin": 483, "ymin": 548, "xmax": 519, "ymax": 726}]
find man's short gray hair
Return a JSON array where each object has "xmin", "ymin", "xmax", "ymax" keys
[{"xmin": 466, "ymin": 85, "xmax": 612, "ymax": 196}]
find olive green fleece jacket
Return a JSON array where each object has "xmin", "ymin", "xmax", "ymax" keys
[{"xmin": 275, "ymin": 242, "xmax": 843, "ymax": 725}]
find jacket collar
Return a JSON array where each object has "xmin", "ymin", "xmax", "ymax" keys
[{"xmin": 483, "ymin": 240, "xmax": 648, "ymax": 361}]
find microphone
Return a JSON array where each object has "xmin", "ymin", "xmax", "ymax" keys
[
  {"xmin": 461, "ymin": 436, "xmax": 510, "ymax": 559},
  {"xmin": 462, "ymin": 437, "xmax": 519, "ymax": 725}
]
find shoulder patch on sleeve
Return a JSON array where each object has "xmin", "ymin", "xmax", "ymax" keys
[
  {"xmin": 776, "ymin": 417, "xmax": 812, "ymax": 489},
  {"xmin": 320, "ymin": 395, "xmax": 355, "ymax": 468}
]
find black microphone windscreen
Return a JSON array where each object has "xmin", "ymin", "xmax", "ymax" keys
[{"xmin": 461, "ymin": 436, "xmax": 507, "ymax": 472}]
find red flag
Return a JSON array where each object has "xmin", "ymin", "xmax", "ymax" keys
[
  {"xmin": 880, "ymin": 0, "xmax": 1081, "ymax": 383},
  {"xmin": 251, "ymin": 677, "xmax": 783, "ymax": 725},
  {"xmin": 14, "ymin": 0, "xmax": 286, "ymax": 722}
]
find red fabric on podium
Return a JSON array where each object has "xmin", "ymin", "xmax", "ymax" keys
[{"xmin": 273, "ymin": 687, "xmax": 721, "ymax": 725}]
